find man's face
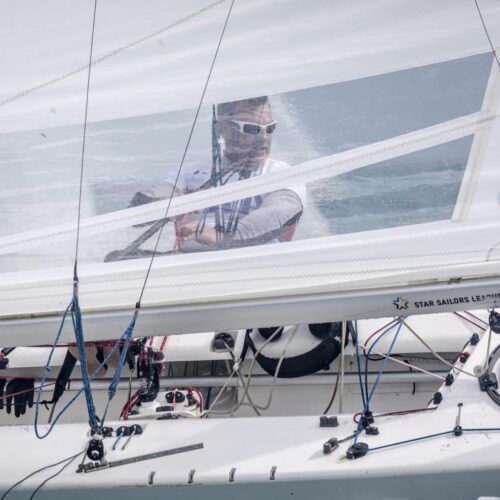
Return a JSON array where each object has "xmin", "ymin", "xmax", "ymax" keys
[{"xmin": 219, "ymin": 102, "xmax": 274, "ymax": 170}]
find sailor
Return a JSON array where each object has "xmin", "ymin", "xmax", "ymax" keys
[
  {"xmin": 132, "ymin": 97, "xmax": 339, "ymax": 379},
  {"xmin": 130, "ymin": 95, "xmax": 305, "ymax": 252},
  {"xmin": 0, "ymin": 98, "xmax": 307, "ymax": 419}
]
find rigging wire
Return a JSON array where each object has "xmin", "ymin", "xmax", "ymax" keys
[
  {"xmin": 0, "ymin": 449, "xmax": 86, "ymax": 500},
  {"xmin": 474, "ymin": 0, "xmax": 500, "ymax": 69},
  {"xmin": 136, "ymin": 0, "xmax": 235, "ymax": 303},
  {"xmin": 0, "ymin": 0, "xmax": 227, "ymax": 108},
  {"xmin": 33, "ymin": 0, "xmax": 236, "ymax": 434},
  {"xmin": 47, "ymin": 0, "xmax": 102, "ymax": 434},
  {"xmin": 95, "ymin": 0, "xmax": 236, "ymax": 429},
  {"xmin": 33, "ymin": 0, "xmax": 100, "ymax": 433},
  {"xmin": 28, "ymin": 452, "xmax": 84, "ymax": 500},
  {"xmin": 74, "ymin": 0, "xmax": 98, "ymax": 265}
]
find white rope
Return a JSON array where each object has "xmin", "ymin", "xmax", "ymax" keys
[
  {"xmin": 401, "ymin": 319, "xmax": 478, "ymax": 378},
  {"xmin": 367, "ymin": 348, "xmax": 446, "ymax": 381}
]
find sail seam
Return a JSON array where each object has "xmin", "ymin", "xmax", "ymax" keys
[
  {"xmin": 486, "ymin": 240, "xmax": 500, "ymax": 262},
  {"xmin": 0, "ymin": 249, "xmax": 493, "ymax": 293}
]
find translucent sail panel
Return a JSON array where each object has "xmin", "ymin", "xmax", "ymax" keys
[
  {"xmin": 0, "ymin": 51, "xmax": 494, "ymax": 267},
  {"xmin": 0, "ymin": 1, "xmax": 100, "ymax": 273},
  {"xmin": 1, "ymin": 0, "xmax": 497, "ymax": 135}
]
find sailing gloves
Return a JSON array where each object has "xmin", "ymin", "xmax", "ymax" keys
[{"xmin": 0, "ymin": 378, "xmax": 35, "ymax": 417}]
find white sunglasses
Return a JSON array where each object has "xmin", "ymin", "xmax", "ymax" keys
[{"xmin": 229, "ymin": 119, "xmax": 277, "ymax": 135}]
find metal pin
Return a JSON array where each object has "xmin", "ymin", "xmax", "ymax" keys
[
  {"xmin": 455, "ymin": 403, "xmax": 463, "ymax": 427},
  {"xmin": 148, "ymin": 471, "xmax": 156, "ymax": 485},
  {"xmin": 48, "ymin": 404, "xmax": 57, "ymax": 424},
  {"xmin": 121, "ymin": 434, "xmax": 134, "ymax": 451},
  {"xmin": 229, "ymin": 467, "xmax": 236, "ymax": 483},
  {"xmin": 269, "ymin": 466, "xmax": 277, "ymax": 480},
  {"xmin": 453, "ymin": 403, "xmax": 464, "ymax": 436},
  {"xmin": 188, "ymin": 469, "xmax": 195, "ymax": 484}
]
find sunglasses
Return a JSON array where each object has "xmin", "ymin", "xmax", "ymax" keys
[{"xmin": 229, "ymin": 119, "xmax": 277, "ymax": 135}]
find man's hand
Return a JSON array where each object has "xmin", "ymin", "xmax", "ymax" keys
[{"xmin": 177, "ymin": 220, "xmax": 217, "ymax": 245}]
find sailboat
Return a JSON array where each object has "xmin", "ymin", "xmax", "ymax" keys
[{"xmin": 1, "ymin": 0, "xmax": 500, "ymax": 498}]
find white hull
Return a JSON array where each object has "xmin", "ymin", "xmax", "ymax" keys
[{"xmin": 0, "ymin": 314, "xmax": 498, "ymax": 499}]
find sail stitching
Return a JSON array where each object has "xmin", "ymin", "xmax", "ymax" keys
[
  {"xmin": 486, "ymin": 240, "xmax": 500, "ymax": 262},
  {"xmin": 2, "ymin": 260, "xmax": 495, "ymax": 301},
  {"xmin": 0, "ymin": 249, "xmax": 493, "ymax": 293}
]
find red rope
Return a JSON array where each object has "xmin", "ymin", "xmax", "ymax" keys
[
  {"xmin": 0, "ymin": 381, "xmax": 55, "ymax": 401},
  {"xmin": 363, "ymin": 319, "xmax": 399, "ymax": 355}
]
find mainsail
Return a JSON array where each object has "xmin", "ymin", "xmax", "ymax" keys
[{"xmin": 0, "ymin": 0, "xmax": 499, "ymax": 346}]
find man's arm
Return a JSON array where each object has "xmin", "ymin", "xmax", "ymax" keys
[
  {"xmin": 177, "ymin": 189, "xmax": 303, "ymax": 249},
  {"xmin": 230, "ymin": 189, "xmax": 303, "ymax": 246}
]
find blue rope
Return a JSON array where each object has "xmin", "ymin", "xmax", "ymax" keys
[
  {"xmin": 34, "ymin": 301, "xmax": 72, "ymax": 439},
  {"xmin": 356, "ymin": 427, "xmax": 500, "ymax": 456},
  {"xmin": 366, "ymin": 321, "xmax": 403, "ymax": 404},
  {"xmin": 368, "ymin": 430, "xmax": 452, "ymax": 452},
  {"xmin": 34, "ymin": 317, "xmax": 135, "ymax": 439},
  {"xmin": 363, "ymin": 321, "xmax": 399, "ymax": 400},
  {"xmin": 70, "ymin": 287, "xmax": 97, "ymax": 430},
  {"xmin": 462, "ymin": 427, "xmax": 500, "ymax": 432},
  {"xmin": 354, "ymin": 320, "xmax": 403, "ymax": 444},
  {"xmin": 99, "ymin": 305, "xmax": 139, "ymax": 427}
]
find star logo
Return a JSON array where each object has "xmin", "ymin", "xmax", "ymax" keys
[{"xmin": 393, "ymin": 296, "xmax": 409, "ymax": 310}]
